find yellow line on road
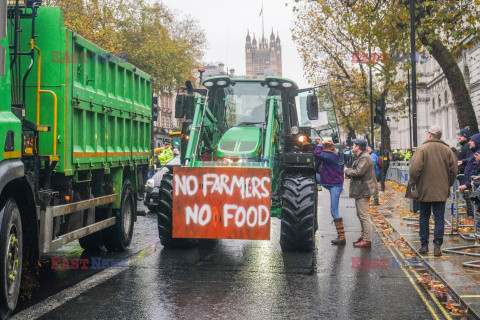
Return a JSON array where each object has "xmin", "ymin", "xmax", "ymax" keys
[
  {"xmin": 460, "ymin": 295, "xmax": 480, "ymax": 298},
  {"xmin": 373, "ymin": 223, "xmax": 451, "ymax": 320}
]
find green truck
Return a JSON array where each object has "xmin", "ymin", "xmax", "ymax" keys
[{"xmin": 0, "ymin": 1, "xmax": 151, "ymax": 315}]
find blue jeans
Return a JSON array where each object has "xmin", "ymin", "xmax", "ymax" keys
[
  {"xmin": 324, "ymin": 185, "xmax": 343, "ymax": 219},
  {"xmin": 419, "ymin": 202, "xmax": 445, "ymax": 246}
]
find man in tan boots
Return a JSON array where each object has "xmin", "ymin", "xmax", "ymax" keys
[{"xmin": 344, "ymin": 139, "xmax": 377, "ymax": 248}]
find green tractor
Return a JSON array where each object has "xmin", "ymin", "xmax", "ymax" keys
[{"xmin": 155, "ymin": 76, "xmax": 335, "ymax": 252}]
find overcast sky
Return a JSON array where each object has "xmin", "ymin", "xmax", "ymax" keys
[{"xmin": 160, "ymin": 0, "xmax": 308, "ymax": 87}]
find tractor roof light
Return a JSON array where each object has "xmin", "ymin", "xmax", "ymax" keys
[
  {"xmin": 269, "ymin": 81, "xmax": 279, "ymax": 87},
  {"xmin": 282, "ymin": 82, "xmax": 293, "ymax": 88},
  {"xmin": 216, "ymin": 80, "xmax": 227, "ymax": 86},
  {"xmin": 204, "ymin": 81, "xmax": 214, "ymax": 88}
]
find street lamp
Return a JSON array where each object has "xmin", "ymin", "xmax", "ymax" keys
[{"xmin": 410, "ymin": 0, "xmax": 418, "ymax": 147}]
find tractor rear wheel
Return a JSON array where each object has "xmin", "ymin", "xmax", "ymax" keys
[
  {"xmin": 280, "ymin": 174, "xmax": 317, "ymax": 252},
  {"xmin": 157, "ymin": 173, "xmax": 196, "ymax": 248}
]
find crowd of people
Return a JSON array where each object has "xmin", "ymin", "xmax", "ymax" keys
[{"xmin": 314, "ymin": 124, "xmax": 478, "ymax": 256}]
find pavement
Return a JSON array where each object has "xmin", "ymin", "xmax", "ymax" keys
[
  {"xmin": 10, "ymin": 183, "xmax": 478, "ymax": 320},
  {"xmin": 374, "ymin": 181, "xmax": 480, "ymax": 318}
]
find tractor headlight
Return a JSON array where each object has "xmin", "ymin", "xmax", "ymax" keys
[
  {"xmin": 291, "ymin": 126, "xmax": 299, "ymax": 135},
  {"xmin": 298, "ymin": 135, "xmax": 307, "ymax": 143}
]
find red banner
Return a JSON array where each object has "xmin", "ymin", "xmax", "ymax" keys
[{"xmin": 172, "ymin": 167, "xmax": 271, "ymax": 240}]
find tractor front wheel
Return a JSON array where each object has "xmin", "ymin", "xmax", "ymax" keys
[
  {"xmin": 280, "ymin": 174, "xmax": 317, "ymax": 252},
  {"xmin": 157, "ymin": 173, "xmax": 196, "ymax": 248}
]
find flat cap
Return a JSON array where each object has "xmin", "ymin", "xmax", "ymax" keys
[
  {"xmin": 428, "ymin": 125, "xmax": 442, "ymax": 136},
  {"xmin": 352, "ymin": 138, "xmax": 367, "ymax": 148}
]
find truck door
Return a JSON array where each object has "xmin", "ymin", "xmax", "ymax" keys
[{"xmin": 0, "ymin": 0, "xmax": 6, "ymax": 77}]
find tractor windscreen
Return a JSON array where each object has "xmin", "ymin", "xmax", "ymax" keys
[{"xmin": 210, "ymin": 82, "xmax": 280, "ymax": 130}]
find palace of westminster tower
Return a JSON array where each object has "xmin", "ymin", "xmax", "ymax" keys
[{"xmin": 245, "ymin": 29, "xmax": 282, "ymax": 79}]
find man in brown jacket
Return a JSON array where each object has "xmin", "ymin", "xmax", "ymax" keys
[
  {"xmin": 344, "ymin": 139, "xmax": 377, "ymax": 248},
  {"xmin": 406, "ymin": 125, "xmax": 458, "ymax": 256}
]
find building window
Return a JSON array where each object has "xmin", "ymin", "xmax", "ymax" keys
[
  {"xmin": 432, "ymin": 99, "xmax": 435, "ymax": 110},
  {"xmin": 444, "ymin": 90, "xmax": 448, "ymax": 104}
]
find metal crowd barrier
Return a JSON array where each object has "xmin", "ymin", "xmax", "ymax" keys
[
  {"xmin": 443, "ymin": 183, "xmax": 480, "ymax": 265},
  {"xmin": 450, "ymin": 174, "xmax": 475, "ymax": 239},
  {"xmin": 386, "ymin": 161, "xmax": 410, "ymax": 186}
]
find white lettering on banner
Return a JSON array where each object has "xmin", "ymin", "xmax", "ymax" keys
[
  {"xmin": 258, "ymin": 205, "xmax": 269, "ymax": 226},
  {"xmin": 223, "ymin": 204, "xmax": 237, "ymax": 227},
  {"xmin": 186, "ymin": 204, "xmax": 212, "ymax": 226},
  {"xmin": 235, "ymin": 206, "xmax": 247, "ymax": 227},
  {"xmin": 246, "ymin": 206, "xmax": 258, "ymax": 227},
  {"xmin": 186, "ymin": 205, "xmax": 198, "ymax": 225},
  {"xmin": 174, "ymin": 172, "xmax": 271, "ymax": 230},
  {"xmin": 198, "ymin": 204, "xmax": 211, "ymax": 226},
  {"xmin": 175, "ymin": 175, "xmax": 198, "ymax": 196}
]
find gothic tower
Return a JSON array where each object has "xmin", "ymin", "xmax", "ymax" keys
[{"xmin": 245, "ymin": 28, "xmax": 282, "ymax": 79}]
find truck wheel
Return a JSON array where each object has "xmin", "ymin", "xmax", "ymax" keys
[
  {"xmin": 280, "ymin": 174, "xmax": 317, "ymax": 252},
  {"xmin": 0, "ymin": 198, "xmax": 22, "ymax": 317},
  {"xmin": 157, "ymin": 173, "xmax": 196, "ymax": 248},
  {"xmin": 103, "ymin": 180, "xmax": 135, "ymax": 252},
  {"xmin": 78, "ymin": 228, "xmax": 104, "ymax": 252}
]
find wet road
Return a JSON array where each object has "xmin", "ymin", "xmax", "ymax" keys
[{"xmin": 13, "ymin": 190, "xmax": 442, "ymax": 319}]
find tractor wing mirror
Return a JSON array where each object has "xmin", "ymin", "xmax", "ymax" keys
[
  {"xmin": 184, "ymin": 94, "xmax": 195, "ymax": 120},
  {"xmin": 307, "ymin": 94, "xmax": 319, "ymax": 120},
  {"xmin": 175, "ymin": 93, "xmax": 185, "ymax": 119}
]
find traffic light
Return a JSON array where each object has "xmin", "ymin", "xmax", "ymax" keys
[
  {"xmin": 374, "ymin": 98, "xmax": 385, "ymax": 125},
  {"xmin": 152, "ymin": 96, "xmax": 158, "ymax": 121}
]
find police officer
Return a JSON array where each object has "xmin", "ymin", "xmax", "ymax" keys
[{"xmin": 158, "ymin": 146, "xmax": 174, "ymax": 166}]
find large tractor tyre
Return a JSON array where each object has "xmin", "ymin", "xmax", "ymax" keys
[
  {"xmin": 0, "ymin": 198, "xmax": 23, "ymax": 318},
  {"xmin": 157, "ymin": 173, "xmax": 196, "ymax": 248},
  {"xmin": 280, "ymin": 174, "xmax": 317, "ymax": 252},
  {"xmin": 102, "ymin": 180, "xmax": 135, "ymax": 252}
]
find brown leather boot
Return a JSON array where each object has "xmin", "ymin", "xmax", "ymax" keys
[{"xmin": 332, "ymin": 218, "xmax": 346, "ymax": 245}]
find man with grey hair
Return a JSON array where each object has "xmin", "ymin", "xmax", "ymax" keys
[{"xmin": 406, "ymin": 125, "xmax": 458, "ymax": 256}]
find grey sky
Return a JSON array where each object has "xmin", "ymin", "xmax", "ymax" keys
[{"xmin": 160, "ymin": 0, "xmax": 308, "ymax": 87}]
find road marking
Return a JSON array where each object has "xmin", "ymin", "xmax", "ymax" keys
[
  {"xmin": 373, "ymin": 223, "xmax": 452, "ymax": 320},
  {"xmin": 460, "ymin": 295, "xmax": 480, "ymax": 298},
  {"xmin": 11, "ymin": 243, "xmax": 159, "ymax": 320}
]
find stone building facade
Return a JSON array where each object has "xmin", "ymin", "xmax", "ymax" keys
[
  {"xmin": 390, "ymin": 42, "xmax": 480, "ymax": 149},
  {"xmin": 152, "ymin": 94, "xmax": 179, "ymax": 149},
  {"xmin": 245, "ymin": 29, "xmax": 282, "ymax": 79}
]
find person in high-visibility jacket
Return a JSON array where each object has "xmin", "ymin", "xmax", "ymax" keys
[
  {"xmin": 404, "ymin": 150, "xmax": 412, "ymax": 161},
  {"xmin": 158, "ymin": 147, "xmax": 174, "ymax": 166}
]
